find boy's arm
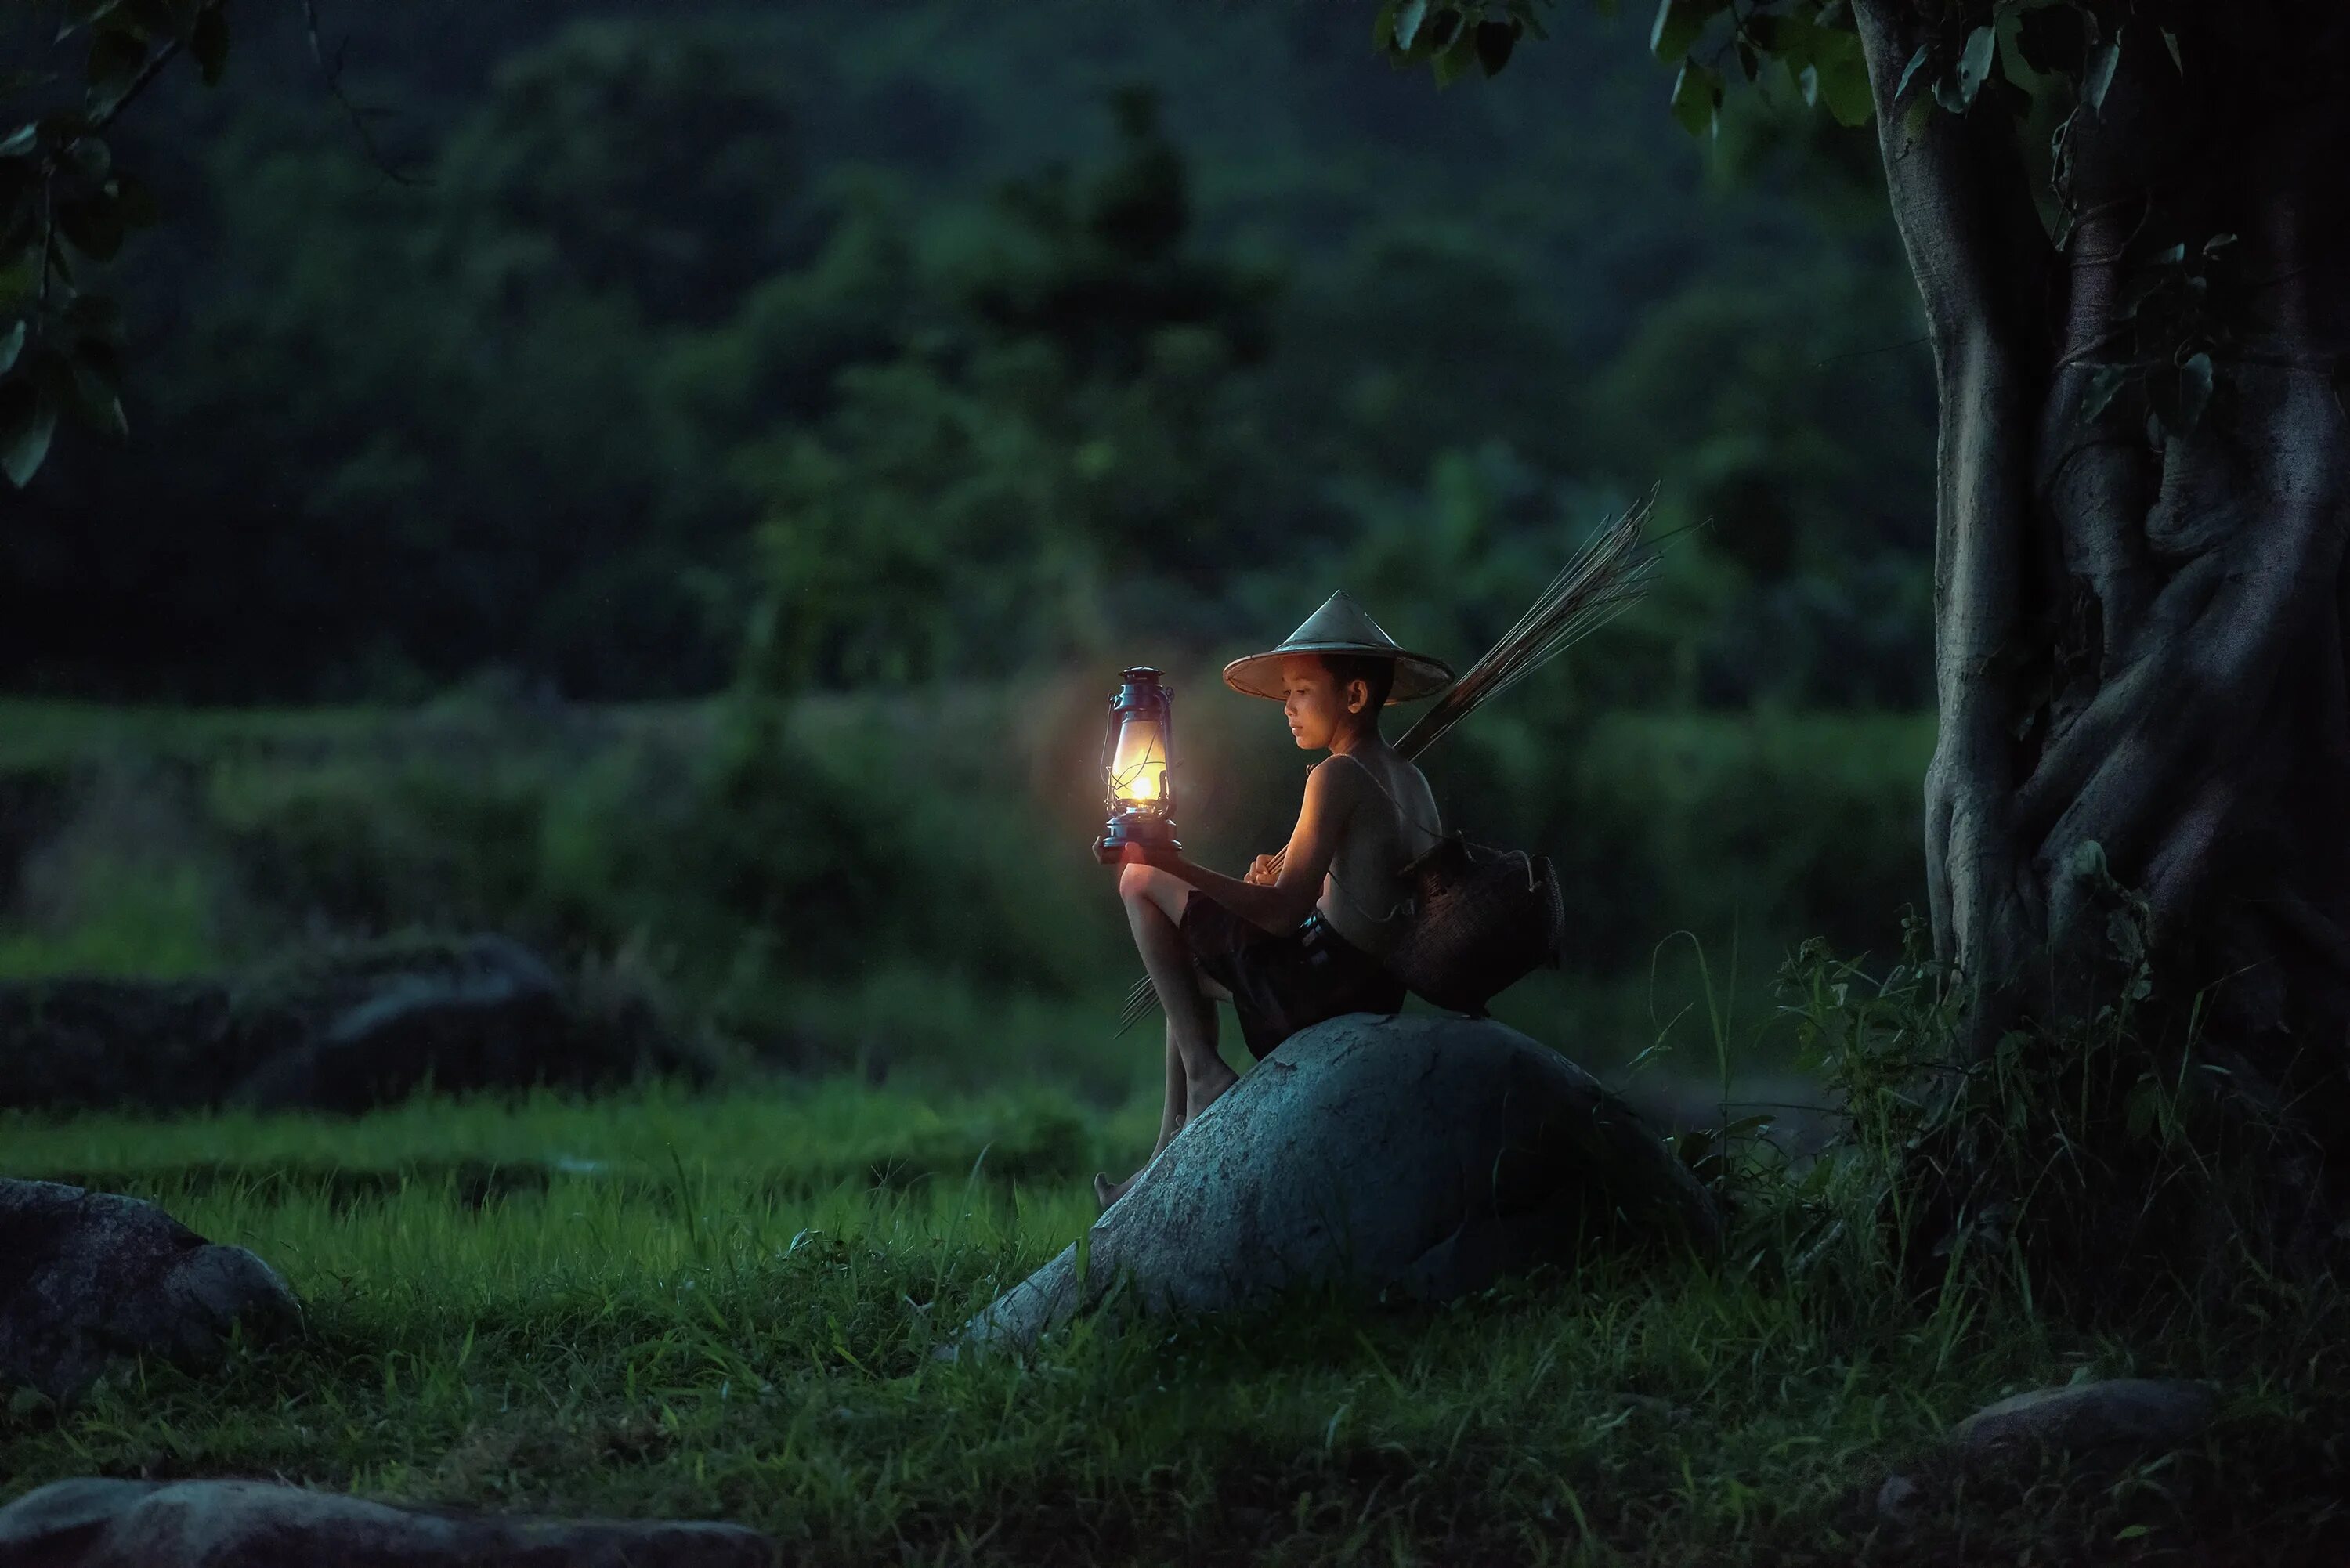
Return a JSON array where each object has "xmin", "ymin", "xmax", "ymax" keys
[{"xmin": 1126, "ymin": 758, "xmax": 1355, "ymax": 935}]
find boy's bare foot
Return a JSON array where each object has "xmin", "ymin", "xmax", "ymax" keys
[
  {"xmin": 1094, "ymin": 1170, "xmax": 1136, "ymax": 1211},
  {"xmin": 1184, "ymin": 1063, "xmax": 1240, "ymax": 1121}
]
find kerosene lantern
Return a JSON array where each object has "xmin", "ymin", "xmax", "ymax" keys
[{"xmin": 1094, "ymin": 667, "xmax": 1179, "ymax": 863}]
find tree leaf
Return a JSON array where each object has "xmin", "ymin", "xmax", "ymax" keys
[
  {"xmin": 2202, "ymin": 231, "xmax": 2237, "ymax": 255},
  {"xmin": 0, "ymin": 253, "xmax": 36, "ymax": 311},
  {"xmin": 1669, "ymin": 58, "xmax": 1723, "ymax": 139},
  {"xmin": 64, "ymin": 338, "xmax": 126, "ymax": 439},
  {"xmin": 1902, "ymin": 89, "xmax": 1934, "ymax": 139},
  {"xmin": 1954, "ymin": 26, "xmax": 1997, "ymax": 107},
  {"xmin": 56, "ymin": 0, "xmax": 124, "ymax": 42},
  {"xmin": 0, "ymin": 375, "xmax": 57, "ymax": 487},
  {"xmin": 2077, "ymin": 365, "xmax": 2128, "ymax": 425},
  {"xmin": 1473, "ymin": 19, "xmax": 1521, "ymax": 78},
  {"xmin": 1430, "ymin": 5, "xmax": 1465, "ymax": 47},
  {"xmin": 2160, "ymin": 27, "xmax": 2182, "ymax": 74},
  {"xmin": 2083, "ymin": 25, "xmax": 2124, "ymax": 114},
  {"xmin": 0, "ymin": 319, "xmax": 23, "ymax": 377},
  {"xmin": 1432, "ymin": 19, "xmax": 1479, "ymax": 86},
  {"xmin": 192, "ymin": 2, "xmax": 228, "ymax": 86},
  {"xmin": 63, "ymin": 136, "xmax": 111, "ymax": 187},
  {"xmin": 2146, "ymin": 361, "xmax": 2182, "ymax": 439},
  {"xmin": 1735, "ymin": 38, "xmax": 1759, "ymax": 82},
  {"xmin": 2175, "ymin": 351, "xmax": 2213, "ymax": 437},
  {"xmin": 1894, "ymin": 42, "xmax": 1932, "ymax": 101},
  {"xmin": 1812, "ymin": 30, "xmax": 1873, "ymax": 126},
  {"xmin": 1796, "ymin": 61, "xmax": 1820, "ymax": 107},
  {"xmin": 1392, "ymin": 0, "xmax": 1430, "ymax": 51},
  {"xmin": 83, "ymin": 27, "xmax": 146, "ymax": 113},
  {"xmin": 1372, "ymin": 0, "xmax": 1401, "ymax": 49},
  {"xmin": 1742, "ymin": 14, "xmax": 1815, "ymax": 61},
  {"xmin": 1651, "ymin": 0, "xmax": 1728, "ymax": 66}
]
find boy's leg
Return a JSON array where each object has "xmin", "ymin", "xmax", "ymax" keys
[
  {"xmin": 1095, "ymin": 864, "xmax": 1238, "ymax": 1209},
  {"xmin": 1097, "ymin": 1021, "xmax": 1189, "ymax": 1211},
  {"xmin": 1119, "ymin": 863, "xmax": 1238, "ymax": 1115},
  {"xmin": 1155, "ymin": 1021, "xmax": 1186, "ymax": 1153}
]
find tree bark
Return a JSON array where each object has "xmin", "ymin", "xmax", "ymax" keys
[{"xmin": 1852, "ymin": 0, "xmax": 2350, "ymax": 1260}]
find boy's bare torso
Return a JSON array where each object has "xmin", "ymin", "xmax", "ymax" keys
[{"xmin": 1314, "ymin": 746, "xmax": 1441, "ymax": 959}]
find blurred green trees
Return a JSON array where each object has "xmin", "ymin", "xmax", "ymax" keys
[
  {"xmin": 742, "ymin": 91, "xmax": 1289, "ymax": 692},
  {"xmin": 1, "ymin": 0, "xmax": 1934, "ymax": 710}
]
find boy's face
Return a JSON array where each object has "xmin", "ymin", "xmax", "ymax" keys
[{"xmin": 1278, "ymin": 655, "xmax": 1367, "ymax": 750}]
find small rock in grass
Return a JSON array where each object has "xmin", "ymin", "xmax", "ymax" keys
[
  {"xmin": 0, "ymin": 1478, "xmax": 776, "ymax": 1568},
  {"xmin": 953, "ymin": 1013, "xmax": 1719, "ymax": 1355},
  {"xmin": 1949, "ymin": 1377, "xmax": 2219, "ymax": 1472},
  {"xmin": 1874, "ymin": 1377, "xmax": 2222, "ymax": 1521},
  {"xmin": 0, "ymin": 1179, "xmax": 299, "ymax": 1405}
]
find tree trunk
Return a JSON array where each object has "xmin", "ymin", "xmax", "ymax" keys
[{"xmin": 1852, "ymin": 0, "xmax": 2350, "ymax": 1264}]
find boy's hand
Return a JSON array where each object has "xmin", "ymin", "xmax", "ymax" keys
[{"xmin": 1244, "ymin": 854, "xmax": 1278, "ymax": 886}]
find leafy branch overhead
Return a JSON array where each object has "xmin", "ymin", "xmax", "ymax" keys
[
  {"xmin": 1381, "ymin": 0, "xmax": 2234, "ymax": 446},
  {"xmin": 0, "ymin": 0, "xmax": 227, "ymax": 487},
  {"xmin": 0, "ymin": 0, "xmax": 2258, "ymax": 488},
  {"xmin": 1373, "ymin": 1, "xmax": 1874, "ymax": 130}
]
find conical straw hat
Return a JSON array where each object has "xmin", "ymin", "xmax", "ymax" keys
[{"xmin": 1222, "ymin": 591, "xmax": 1455, "ymax": 703}]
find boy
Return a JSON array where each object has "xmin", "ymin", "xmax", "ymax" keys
[{"xmin": 1097, "ymin": 591, "xmax": 1452, "ymax": 1209}]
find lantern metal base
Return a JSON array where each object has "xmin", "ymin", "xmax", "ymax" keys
[{"xmin": 1094, "ymin": 811, "xmax": 1180, "ymax": 864}]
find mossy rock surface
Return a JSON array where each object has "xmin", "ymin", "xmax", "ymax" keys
[
  {"xmin": 0, "ymin": 1178, "xmax": 298, "ymax": 1404},
  {"xmin": 958, "ymin": 1013, "xmax": 1719, "ymax": 1353}
]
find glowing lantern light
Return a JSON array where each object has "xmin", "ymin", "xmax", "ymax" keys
[{"xmin": 1094, "ymin": 667, "xmax": 1179, "ymax": 862}]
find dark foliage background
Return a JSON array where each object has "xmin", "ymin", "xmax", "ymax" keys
[
  {"xmin": 0, "ymin": 0, "xmax": 1932, "ymax": 708},
  {"xmin": 0, "ymin": 0, "xmax": 1940, "ymax": 1082}
]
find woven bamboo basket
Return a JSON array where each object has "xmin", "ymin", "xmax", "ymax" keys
[{"xmin": 1385, "ymin": 833, "xmax": 1564, "ymax": 1016}]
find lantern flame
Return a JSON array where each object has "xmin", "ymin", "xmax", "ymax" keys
[{"xmin": 1108, "ymin": 719, "xmax": 1168, "ymax": 805}]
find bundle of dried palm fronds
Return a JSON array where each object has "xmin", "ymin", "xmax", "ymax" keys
[{"xmin": 1114, "ymin": 485, "xmax": 1665, "ymax": 1037}]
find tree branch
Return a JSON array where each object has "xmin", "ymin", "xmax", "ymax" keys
[
  {"xmin": 1852, "ymin": 0, "xmax": 2058, "ymax": 1048},
  {"xmin": 301, "ymin": 0, "xmax": 428, "ymax": 187},
  {"xmin": 85, "ymin": 32, "xmax": 186, "ymax": 139}
]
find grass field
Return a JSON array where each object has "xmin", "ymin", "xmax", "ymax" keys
[{"xmin": 5, "ymin": 1077, "xmax": 2345, "ymax": 1566}]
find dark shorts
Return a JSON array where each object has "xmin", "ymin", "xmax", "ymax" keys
[{"xmin": 1180, "ymin": 895, "xmax": 1408, "ymax": 1060}]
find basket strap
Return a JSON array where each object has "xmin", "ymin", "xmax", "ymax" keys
[
  {"xmin": 1317, "ymin": 752, "xmax": 1441, "ymax": 930},
  {"xmin": 1322, "ymin": 751, "xmax": 1446, "ymax": 844}
]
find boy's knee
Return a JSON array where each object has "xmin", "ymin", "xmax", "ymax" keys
[{"xmin": 1118, "ymin": 862, "xmax": 1155, "ymax": 903}]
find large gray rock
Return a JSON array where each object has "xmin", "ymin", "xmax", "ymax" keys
[
  {"xmin": 233, "ymin": 934, "xmax": 568, "ymax": 1113},
  {"xmin": 956, "ymin": 1013, "xmax": 1719, "ymax": 1354},
  {"xmin": 0, "ymin": 1479, "xmax": 774, "ymax": 1568},
  {"xmin": 0, "ymin": 934, "xmax": 703, "ymax": 1115},
  {"xmin": 0, "ymin": 1180, "xmax": 299, "ymax": 1404}
]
